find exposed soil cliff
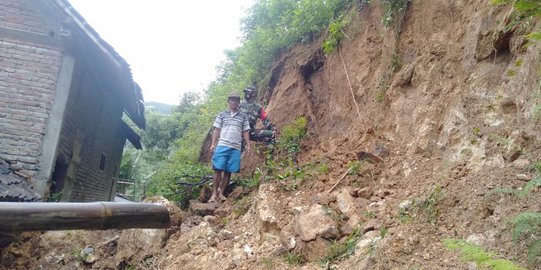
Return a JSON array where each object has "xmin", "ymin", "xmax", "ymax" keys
[{"xmin": 2, "ymin": 0, "xmax": 541, "ymax": 269}]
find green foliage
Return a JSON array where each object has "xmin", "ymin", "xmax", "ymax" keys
[
  {"xmin": 512, "ymin": 212, "xmax": 541, "ymax": 263},
  {"xmin": 488, "ymin": 175, "xmax": 541, "ymax": 198},
  {"xmin": 364, "ymin": 211, "xmax": 375, "ymax": 219},
  {"xmin": 380, "ymin": 227, "xmax": 389, "ymax": 238},
  {"xmin": 323, "ymin": 15, "xmax": 351, "ymax": 54},
  {"xmin": 260, "ymin": 257, "xmax": 274, "ymax": 269},
  {"xmin": 397, "ymin": 206, "xmax": 412, "ymax": 223},
  {"xmin": 507, "ymin": 69, "xmax": 517, "ymax": 77},
  {"xmin": 236, "ymin": 0, "xmax": 353, "ymax": 84},
  {"xmin": 346, "ymin": 160, "xmax": 363, "ymax": 175},
  {"xmin": 444, "ymin": 239, "xmax": 527, "ymax": 270},
  {"xmin": 381, "ymin": 0, "xmax": 408, "ymax": 28},
  {"xmin": 283, "ymin": 251, "xmax": 306, "ymax": 265},
  {"xmin": 491, "ymin": 0, "xmax": 541, "ymax": 42},
  {"xmin": 277, "ymin": 116, "xmax": 308, "ymax": 155},
  {"xmin": 415, "ymin": 185, "xmax": 445, "ymax": 224},
  {"xmin": 321, "ymin": 228, "xmax": 362, "ymax": 263},
  {"xmin": 317, "ymin": 163, "xmax": 330, "ymax": 174},
  {"xmin": 123, "ymin": 0, "xmax": 361, "ymax": 204},
  {"xmin": 47, "ymin": 190, "xmax": 63, "ymax": 202}
]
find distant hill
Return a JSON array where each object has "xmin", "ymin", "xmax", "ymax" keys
[{"xmin": 145, "ymin": 102, "xmax": 175, "ymax": 115}]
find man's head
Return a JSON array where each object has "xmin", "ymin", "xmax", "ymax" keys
[
  {"xmin": 227, "ymin": 92, "xmax": 241, "ymax": 110},
  {"xmin": 243, "ymin": 86, "xmax": 257, "ymax": 102}
]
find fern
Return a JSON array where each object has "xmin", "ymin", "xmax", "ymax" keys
[
  {"xmin": 512, "ymin": 212, "xmax": 541, "ymax": 262},
  {"xmin": 443, "ymin": 239, "xmax": 527, "ymax": 270},
  {"xmin": 487, "ymin": 175, "xmax": 541, "ymax": 198}
]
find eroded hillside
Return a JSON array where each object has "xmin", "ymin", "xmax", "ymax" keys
[{"xmin": 2, "ymin": 0, "xmax": 541, "ymax": 269}]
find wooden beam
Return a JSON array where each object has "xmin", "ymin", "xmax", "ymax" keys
[{"xmin": 0, "ymin": 202, "xmax": 170, "ymax": 232}]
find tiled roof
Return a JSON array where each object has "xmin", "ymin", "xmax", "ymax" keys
[{"xmin": 0, "ymin": 159, "xmax": 41, "ymax": 202}]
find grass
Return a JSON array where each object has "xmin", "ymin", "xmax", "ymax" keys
[
  {"xmin": 444, "ymin": 239, "xmax": 527, "ymax": 270},
  {"xmin": 283, "ymin": 251, "xmax": 306, "ymax": 265},
  {"xmin": 416, "ymin": 185, "xmax": 445, "ymax": 224},
  {"xmin": 321, "ymin": 228, "xmax": 362, "ymax": 263}
]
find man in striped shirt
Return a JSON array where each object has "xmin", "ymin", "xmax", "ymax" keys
[{"xmin": 209, "ymin": 93, "xmax": 251, "ymax": 202}]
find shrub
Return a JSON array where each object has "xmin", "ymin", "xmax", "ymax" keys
[{"xmin": 381, "ymin": 0, "xmax": 408, "ymax": 28}]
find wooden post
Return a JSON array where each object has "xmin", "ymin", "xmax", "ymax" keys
[{"xmin": 0, "ymin": 202, "xmax": 170, "ymax": 232}]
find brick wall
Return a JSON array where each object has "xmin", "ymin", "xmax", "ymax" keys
[
  {"xmin": 0, "ymin": 38, "xmax": 62, "ymax": 179},
  {"xmin": 56, "ymin": 64, "xmax": 125, "ymax": 202},
  {"xmin": 0, "ymin": 0, "xmax": 51, "ymax": 35}
]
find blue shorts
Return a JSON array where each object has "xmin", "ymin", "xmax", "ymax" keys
[{"xmin": 212, "ymin": 145, "xmax": 241, "ymax": 173}]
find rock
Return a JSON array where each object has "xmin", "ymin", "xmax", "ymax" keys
[
  {"xmin": 115, "ymin": 228, "xmax": 168, "ymax": 265},
  {"xmin": 375, "ymin": 189, "xmax": 391, "ymax": 199},
  {"xmin": 190, "ymin": 201, "xmax": 219, "ymax": 216},
  {"xmin": 243, "ymin": 244, "xmax": 254, "ymax": 257},
  {"xmin": 228, "ymin": 186, "xmax": 244, "ymax": 201},
  {"xmin": 203, "ymin": 215, "xmax": 215, "ymax": 223},
  {"xmin": 311, "ymin": 193, "xmax": 337, "ymax": 205},
  {"xmin": 346, "ymin": 214, "xmax": 363, "ymax": 231},
  {"xmin": 336, "ymin": 188, "xmax": 357, "ymax": 215},
  {"xmin": 257, "ymin": 184, "xmax": 282, "ymax": 231},
  {"xmin": 373, "ymin": 145, "xmax": 390, "ymax": 158},
  {"xmin": 466, "ymin": 233, "xmax": 485, "ymax": 246},
  {"xmin": 516, "ymin": 174, "xmax": 530, "ymax": 181},
  {"xmin": 356, "ymin": 238, "xmax": 373, "ymax": 254},
  {"xmin": 512, "ymin": 158, "xmax": 530, "ymax": 169},
  {"xmin": 363, "ymin": 220, "xmax": 383, "ymax": 233},
  {"xmin": 357, "ymin": 151, "xmax": 383, "ymax": 163},
  {"xmin": 295, "ymin": 204, "xmax": 339, "ymax": 241},
  {"xmin": 357, "ymin": 187, "xmax": 374, "ymax": 199},
  {"xmin": 398, "ymin": 200, "xmax": 413, "ymax": 212},
  {"xmin": 363, "ymin": 230, "xmax": 380, "ymax": 239},
  {"xmin": 300, "ymin": 237, "xmax": 332, "ymax": 261}
]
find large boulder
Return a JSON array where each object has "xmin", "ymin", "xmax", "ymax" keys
[{"xmin": 295, "ymin": 204, "xmax": 339, "ymax": 241}]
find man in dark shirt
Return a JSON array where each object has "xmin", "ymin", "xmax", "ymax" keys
[{"xmin": 239, "ymin": 86, "xmax": 276, "ymax": 143}]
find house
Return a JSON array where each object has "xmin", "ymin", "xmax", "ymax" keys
[{"xmin": 0, "ymin": 0, "xmax": 145, "ymax": 201}]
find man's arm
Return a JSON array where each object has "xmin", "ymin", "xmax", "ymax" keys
[
  {"xmin": 211, "ymin": 127, "xmax": 220, "ymax": 152},
  {"xmin": 243, "ymin": 130, "xmax": 251, "ymax": 153}
]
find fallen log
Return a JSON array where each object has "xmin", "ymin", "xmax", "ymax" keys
[{"xmin": 0, "ymin": 202, "xmax": 170, "ymax": 232}]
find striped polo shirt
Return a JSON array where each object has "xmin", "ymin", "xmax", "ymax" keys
[{"xmin": 213, "ymin": 110, "xmax": 250, "ymax": 150}]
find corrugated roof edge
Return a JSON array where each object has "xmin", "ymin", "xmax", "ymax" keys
[{"xmin": 53, "ymin": 0, "xmax": 146, "ymax": 129}]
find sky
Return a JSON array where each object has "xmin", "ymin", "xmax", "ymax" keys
[{"xmin": 68, "ymin": 0, "xmax": 254, "ymax": 105}]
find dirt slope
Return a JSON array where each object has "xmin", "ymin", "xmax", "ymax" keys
[{"xmin": 2, "ymin": 1, "xmax": 541, "ymax": 269}]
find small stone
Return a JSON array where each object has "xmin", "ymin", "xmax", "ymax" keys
[
  {"xmin": 398, "ymin": 200, "xmax": 413, "ymax": 212},
  {"xmin": 203, "ymin": 215, "xmax": 215, "ymax": 223},
  {"xmin": 516, "ymin": 174, "xmax": 530, "ymax": 181},
  {"xmin": 357, "ymin": 187, "xmax": 374, "ymax": 199},
  {"xmin": 512, "ymin": 158, "xmax": 530, "ymax": 168}
]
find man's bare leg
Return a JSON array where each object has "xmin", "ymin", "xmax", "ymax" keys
[
  {"xmin": 218, "ymin": 172, "xmax": 231, "ymax": 201},
  {"xmin": 210, "ymin": 170, "xmax": 222, "ymax": 203}
]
